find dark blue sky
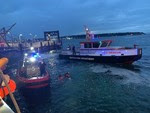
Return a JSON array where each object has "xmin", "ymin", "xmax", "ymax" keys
[{"xmin": 0, "ymin": 0, "xmax": 150, "ymax": 38}]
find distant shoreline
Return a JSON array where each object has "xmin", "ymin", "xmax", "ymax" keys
[{"xmin": 61, "ymin": 32, "xmax": 145, "ymax": 39}]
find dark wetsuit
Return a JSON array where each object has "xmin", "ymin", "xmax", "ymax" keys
[
  {"xmin": 39, "ymin": 62, "xmax": 46, "ymax": 76},
  {"xmin": 72, "ymin": 46, "xmax": 76, "ymax": 55}
]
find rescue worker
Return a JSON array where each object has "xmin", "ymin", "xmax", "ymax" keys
[
  {"xmin": 39, "ymin": 60, "xmax": 46, "ymax": 76},
  {"xmin": 72, "ymin": 46, "xmax": 76, "ymax": 55}
]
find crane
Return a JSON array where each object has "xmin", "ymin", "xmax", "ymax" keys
[{"xmin": 0, "ymin": 23, "xmax": 16, "ymax": 47}]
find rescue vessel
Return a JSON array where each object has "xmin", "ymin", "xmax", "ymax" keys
[
  {"xmin": 17, "ymin": 48, "xmax": 50, "ymax": 90},
  {"xmin": 59, "ymin": 27, "xmax": 142, "ymax": 64}
]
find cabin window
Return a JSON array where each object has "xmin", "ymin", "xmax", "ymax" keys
[
  {"xmin": 100, "ymin": 42, "xmax": 108, "ymax": 47},
  {"xmin": 93, "ymin": 42, "xmax": 100, "ymax": 48},
  {"xmin": 84, "ymin": 43, "xmax": 88, "ymax": 48},
  {"xmin": 80, "ymin": 44, "xmax": 84, "ymax": 49},
  {"xmin": 84, "ymin": 43, "xmax": 92, "ymax": 48}
]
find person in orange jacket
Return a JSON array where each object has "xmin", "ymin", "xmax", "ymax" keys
[
  {"xmin": 0, "ymin": 58, "xmax": 16, "ymax": 99},
  {"xmin": 0, "ymin": 58, "xmax": 9, "ymax": 86}
]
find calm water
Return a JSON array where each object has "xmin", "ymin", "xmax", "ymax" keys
[{"xmin": 11, "ymin": 34, "xmax": 150, "ymax": 113}]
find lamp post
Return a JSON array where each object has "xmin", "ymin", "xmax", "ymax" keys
[
  {"xmin": 7, "ymin": 32, "xmax": 14, "ymax": 47},
  {"xmin": 33, "ymin": 34, "xmax": 37, "ymax": 42},
  {"xmin": 19, "ymin": 34, "xmax": 23, "ymax": 43},
  {"xmin": 29, "ymin": 33, "xmax": 33, "ymax": 42}
]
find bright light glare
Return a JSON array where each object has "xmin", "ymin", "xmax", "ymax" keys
[
  {"xmin": 50, "ymin": 50, "xmax": 53, "ymax": 54},
  {"xmin": 30, "ymin": 47, "xmax": 34, "ymax": 50},
  {"xmin": 34, "ymin": 55, "xmax": 37, "ymax": 58},
  {"xmin": 24, "ymin": 53, "xmax": 28, "ymax": 56},
  {"xmin": 29, "ymin": 57, "xmax": 36, "ymax": 62}
]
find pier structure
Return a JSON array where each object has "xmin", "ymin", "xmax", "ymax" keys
[
  {"xmin": 0, "ymin": 26, "xmax": 62, "ymax": 54},
  {"xmin": 0, "ymin": 40, "xmax": 61, "ymax": 52}
]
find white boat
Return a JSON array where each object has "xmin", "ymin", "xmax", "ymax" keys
[
  {"xmin": 0, "ymin": 97, "xmax": 14, "ymax": 113},
  {"xmin": 59, "ymin": 27, "xmax": 142, "ymax": 64}
]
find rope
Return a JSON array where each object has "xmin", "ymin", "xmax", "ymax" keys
[{"xmin": 0, "ymin": 69, "xmax": 21, "ymax": 113}]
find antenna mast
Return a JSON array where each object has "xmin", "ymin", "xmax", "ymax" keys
[{"xmin": 84, "ymin": 25, "xmax": 91, "ymax": 41}]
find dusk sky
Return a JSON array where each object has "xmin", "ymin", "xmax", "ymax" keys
[{"xmin": 0, "ymin": 0, "xmax": 150, "ymax": 38}]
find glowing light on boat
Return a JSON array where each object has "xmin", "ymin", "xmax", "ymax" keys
[{"xmin": 29, "ymin": 57, "xmax": 36, "ymax": 62}]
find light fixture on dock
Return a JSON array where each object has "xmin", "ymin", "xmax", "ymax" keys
[
  {"xmin": 24, "ymin": 53, "xmax": 28, "ymax": 56},
  {"xmin": 50, "ymin": 50, "xmax": 53, "ymax": 54},
  {"xmin": 30, "ymin": 47, "xmax": 34, "ymax": 50}
]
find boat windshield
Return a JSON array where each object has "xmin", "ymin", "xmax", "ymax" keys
[
  {"xmin": 80, "ymin": 40, "xmax": 112, "ymax": 49},
  {"xmin": 100, "ymin": 40, "xmax": 112, "ymax": 47},
  {"xmin": 19, "ymin": 58, "xmax": 41, "ymax": 78},
  {"xmin": 26, "ymin": 63, "xmax": 40, "ymax": 77},
  {"xmin": 100, "ymin": 41, "xmax": 108, "ymax": 47},
  {"xmin": 93, "ymin": 42, "xmax": 100, "ymax": 48}
]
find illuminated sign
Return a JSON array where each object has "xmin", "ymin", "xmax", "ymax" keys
[{"xmin": 44, "ymin": 31, "xmax": 60, "ymax": 41}]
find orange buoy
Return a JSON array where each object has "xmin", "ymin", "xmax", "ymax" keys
[
  {"xmin": 0, "ymin": 80, "xmax": 16, "ymax": 98},
  {"xmin": 0, "ymin": 58, "xmax": 8, "ymax": 69}
]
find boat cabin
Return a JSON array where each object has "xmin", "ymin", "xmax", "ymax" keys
[
  {"xmin": 19, "ymin": 60, "xmax": 40, "ymax": 78},
  {"xmin": 80, "ymin": 40, "xmax": 112, "ymax": 49},
  {"xmin": 19, "ymin": 52, "xmax": 42, "ymax": 78}
]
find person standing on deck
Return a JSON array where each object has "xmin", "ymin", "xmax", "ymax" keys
[
  {"xmin": 39, "ymin": 60, "xmax": 46, "ymax": 76},
  {"xmin": 72, "ymin": 45, "xmax": 76, "ymax": 55}
]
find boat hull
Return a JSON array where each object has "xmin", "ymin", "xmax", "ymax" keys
[
  {"xmin": 59, "ymin": 54, "xmax": 142, "ymax": 64},
  {"xmin": 17, "ymin": 73, "xmax": 50, "ymax": 90}
]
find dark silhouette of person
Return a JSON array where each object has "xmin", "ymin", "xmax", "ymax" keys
[
  {"xmin": 39, "ymin": 60, "xmax": 46, "ymax": 76},
  {"xmin": 19, "ymin": 43, "xmax": 23, "ymax": 53},
  {"xmin": 133, "ymin": 44, "xmax": 138, "ymax": 48},
  {"xmin": 72, "ymin": 46, "xmax": 76, "ymax": 55},
  {"xmin": 64, "ymin": 72, "xmax": 71, "ymax": 80},
  {"xmin": 20, "ymin": 67, "xmax": 27, "ymax": 78},
  {"xmin": 58, "ymin": 75, "xmax": 64, "ymax": 81}
]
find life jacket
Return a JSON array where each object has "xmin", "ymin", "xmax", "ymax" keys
[
  {"xmin": 0, "ymin": 79, "xmax": 16, "ymax": 98},
  {"xmin": 0, "ymin": 57, "xmax": 16, "ymax": 98}
]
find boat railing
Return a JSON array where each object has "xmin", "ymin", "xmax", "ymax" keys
[
  {"xmin": 62, "ymin": 47, "xmax": 80, "ymax": 54},
  {"xmin": 0, "ymin": 47, "xmax": 19, "ymax": 51},
  {"xmin": 0, "ymin": 97, "xmax": 15, "ymax": 113},
  {"xmin": 106, "ymin": 46, "xmax": 126, "ymax": 49}
]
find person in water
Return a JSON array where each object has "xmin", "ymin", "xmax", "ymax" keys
[
  {"xmin": 64, "ymin": 72, "xmax": 71, "ymax": 78},
  {"xmin": 58, "ymin": 72, "xmax": 71, "ymax": 81},
  {"xmin": 39, "ymin": 60, "xmax": 46, "ymax": 76},
  {"xmin": 64, "ymin": 72, "xmax": 71, "ymax": 80},
  {"xmin": 58, "ymin": 74, "xmax": 64, "ymax": 81}
]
